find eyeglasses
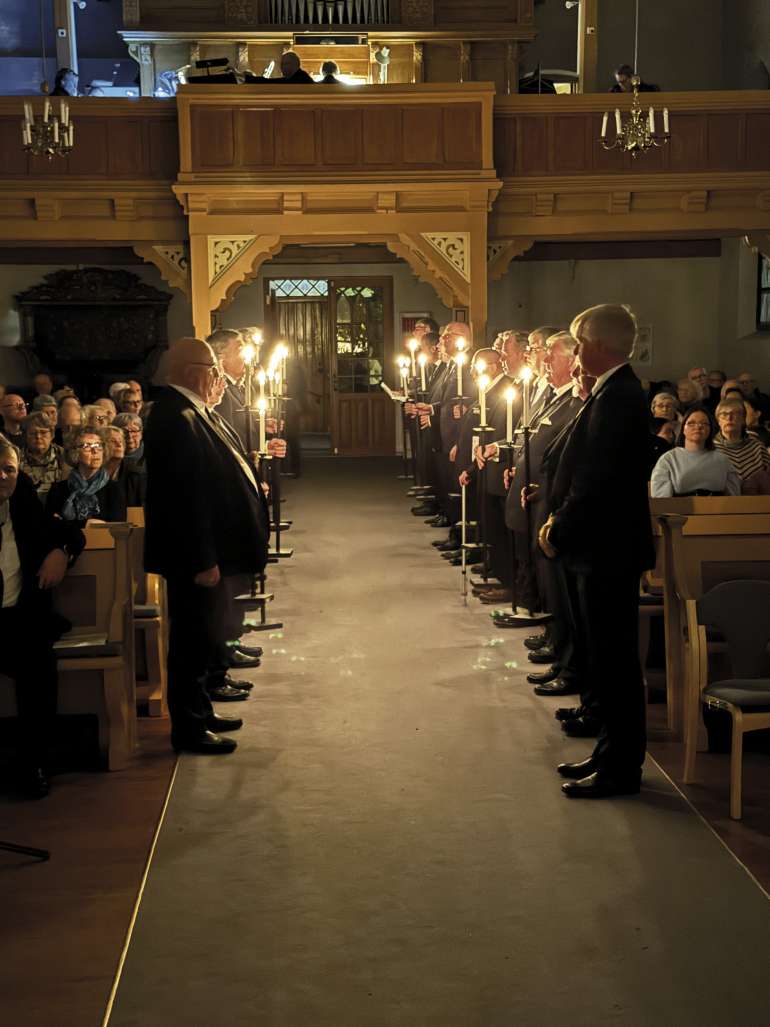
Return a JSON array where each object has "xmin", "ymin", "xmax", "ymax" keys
[
  {"xmin": 3, "ymin": 401, "xmax": 26, "ymax": 411},
  {"xmin": 77, "ymin": 442, "xmax": 104, "ymax": 451},
  {"xmin": 124, "ymin": 427, "xmax": 142, "ymax": 436}
]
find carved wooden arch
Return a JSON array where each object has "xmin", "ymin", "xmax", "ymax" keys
[
  {"xmin": 487, "ymin": 238, "xmax": 535, "ymax": 281},
  {"xmin": 384, "ymin": 233, "xmax": 470, "ymax": 309},
  {"xmin": 210, "ymin": 235, "xmax": 284, "ymax": 312},
  {"xmin": 134, "ymin": 243, "xmax": 191, "ymax": 297}
]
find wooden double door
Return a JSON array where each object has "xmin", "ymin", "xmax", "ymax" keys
[{"xmin": 264, "ymin": 275, "xmax": 395, "ymax": 456}]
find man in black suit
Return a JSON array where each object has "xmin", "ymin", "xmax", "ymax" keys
[
  {"xmin": 0, "ymin": 441, "xmax": 85, "ymax": 796},
  {"xmin": 207, "ymin": 329, "xmax": 249, "ymax": 447},
  {"xmin": 539, "ymin": 305, "xmax": 654, "ymax": 798},
  {"xmin": 144, "ymin": 338, "xmax": 271, "ymax": 754}
]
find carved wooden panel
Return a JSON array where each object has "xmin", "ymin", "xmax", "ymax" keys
[
  {"xmin": 275, "ymin": 109, "xmax": 317, "ymax": 165},
  {"xmin": 746, "ymin": 114, "xmax": 770, "ymax": 171},
  {"xmin": 362, "ymin": 107, "xmax": 402, "ymax": 165},
  {"xmin": 320, "ymin": 109, "xmax": 362, "ymax": 166},
  {"xmin": 238, "ymin": 108, "xmax": 276, "ymax": 166},
  {"xmin": 333, "ymin": 394, "xmax": 394, "ymax": 455},
  {"xmin": 191, "ymin": 107, "xmax": 236, "ymax": 168},
  {"xmin": 403, "ymin": 107, "xmax": 443, "ymax": 163}
]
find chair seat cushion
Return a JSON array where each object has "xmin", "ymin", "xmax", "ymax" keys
[
  {"xmin": 704, "ymin": 679, "xmax": 770, "ymax": 709},
  {"xmin": 134, "ymin": 603, "xmax": 161, "ymax": 619}
]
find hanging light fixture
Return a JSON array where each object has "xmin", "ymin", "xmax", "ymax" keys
[
  {"xmin": 21, "ymin": 0, "xmax": 75, "ymax": 159},
  {"xmin": 599, "ymin": 0, "xmax": 669, "ymax": 158}
]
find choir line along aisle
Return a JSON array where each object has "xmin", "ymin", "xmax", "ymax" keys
[{"xmin": 107, "ymin": 457, "xmax": 770, "ymax": 1027}]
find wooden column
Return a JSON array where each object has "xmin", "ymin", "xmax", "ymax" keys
[
  {"xmin": 578, "ymin": 0, "xmax": 599, "ymax": 94},
  {"xmin": 190, "ymin": 234, "xmax": 212, "ymax": 340}
]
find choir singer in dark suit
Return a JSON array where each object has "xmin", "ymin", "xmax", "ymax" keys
[
  {"xmin": 539, "ymin": 305, "xmax": 654, "ymax": 798},
  {"xmin": 144, "ymin": 338, "xmax": 270, "ymax": 754}
]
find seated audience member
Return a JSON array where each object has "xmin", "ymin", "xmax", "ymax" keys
[
  {"xmin": 56, "ymin": 395, "xmax": 84, "ymax": 445},
  {"xmin": 676, "ymin": 377, "xmax": 702, "ymax": 408},
  {"xmin": 117, "ymin": 387, "xmax": 143, "ymax": 416},
  {"xmin": 650, "ymin": 405, "xmax": 740, "ymax": 497},
  {"xmin": 714, "ymin": 398, "xmax": 770, "ymax": 493},
  {"xmin": 650, "ymin": 391, "xmax": 680, "ymax": 423},
  {"xmin": 93, "ymin": 397, "xmax": 117, "ymax": 421},
  {"xmin": 0, "ymin": 440, "xmax": 85, "ymax": 797},
  {"xmin": 108, "ymin": 381, "xmax": 131, "ymax": 407},
  {"xmin": 104, "ymin": 425, "xmax": 146, "ymax": 507},
  {"xmin": 736, "ymin": 370, "xmax": 770, "ymax": 421},
  {"xmin": 649, "ymin": 417, "xmax": 678, "ymax": 463},
  {"xmin": 1, "ymin": 393, "xmax": 27, "ymax": 445},
  {"xmin": 705, "ymin": 369, "xmax": 725, "ymax": 409},
  {"xmin": 19, "ymin": 413, "xmax": 71, "ymax": 500},
  {"xmin": 32, "ymin": 394, "xmax": 59, "ymax": 430},
  {"xmin": 32, "ymin": 371, "xmax": 54, "ymax": 397},
  {"xmin": 745, "ymin": 397, "xmax": 770, "ymax": 446},
  {"xmin": 83, "ymin": 403, "xmax": 112, "ymax": 429},
  {"xmin": 113, "ymin": 412, "xmax": 145, "ymax": 470},
  {"xmin": 720, "ymin": 378, "xmax": 744, "ymax": 401},
  {"xmin": 611, "ymin": 63, "xmax": 660, "ymax": 92},
  {"xmin": 687, "ymin": 367, "xmax": 708, "ymax": 395},
  {"xmin": 319, "ymin": 60, "xmax": 341, "ymax": 83},
  {"xmin": 46, "ymin": 426, "xmax": 126, "ymax": 524},
  {"xmin": 53, "ymin": 386, "xmax": 76, "ymax": 405}
]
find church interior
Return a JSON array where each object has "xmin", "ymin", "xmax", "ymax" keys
[{"xmin": 1, "ymin": 1, "xmax": 770, "ymax": 1024}]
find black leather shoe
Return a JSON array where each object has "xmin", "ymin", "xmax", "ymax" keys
[
  {"xmin": 217, "ymin": 673, "xmax": 253, "ymax": 692},
  {"xmin": 411, "ymin": 504, "xmax": 437, "ymax": 516},
  {"xmin": 562, "ymin": 770, "xmax": 640, "ymax": 798},
  {"xmin": 228, "ymin": 641, "xmax": 263, "ymax": 658},
  {"xmin": 562, "ymin": 714, "xmax": 601, "ymax": 738},
  {"xmin": 429, "ymin": 514, "xmax": 450, "ymax": 528},
  {"xmin": 441, "ymin": 549, "xmax": 462, "ymax": 560},
  {"xmin": 528, "ymin": 648, "xmax": 556, "ymax": 664},
  {"xmin": 533, "ymin": 677, "xmax": 580, "ymax": 697},
  {"xmin": 432, "ymin": 538, "xmax": 450, "ymax": 548},
  {"xmin": 208, "ymin": 682, "xmax": 249, "ymax": 702},
  {"xmin": 557, "ymin": 756, "xmax": 598, "ymax": 779},
  {"xmin": 437, "ymin": 540, "xmax": 459, "ymax": 552},
  {"xmin": 527, "ymin": 666, "xmax": 559, "ymax": 685},
  {"xmin": 172, "ymin": 730, "xmax": 237, "ymax": 754},
  {"xmin": 206, "ymin": 713, "xmax": 243, "ymax": 733},
  {"xmin": 524, "ymin": 634, "xmax": 547, "ymax": 651},
  {"xmin": 19, "ymin": 765, "xmax": 50, "ymax": 799},
  {"xmin": 555, "ymin": 706, "xmax": 584, "ymax": 722},
  {"xmin": 227, "ymin": 651, "xmax": 261, "ymax": 669}
]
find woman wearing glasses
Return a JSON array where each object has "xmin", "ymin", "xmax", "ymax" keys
[
  {"xmin": 19, "ymin": 412, "xmax": 71, "ymax": 500},
  {"xmin": 45, "ymin": 426, "xmax": 126, "ymax": 524},
  {"xmin": 650, "ymin": 405, "xmax": 741, "ymax": 498}
]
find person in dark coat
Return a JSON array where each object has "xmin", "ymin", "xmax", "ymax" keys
[
  {"xmin": 0, "ymin": 441, "xmax": 85, "ymax": 796},
  {"xmin": 46, "ymin": 426, "xmax": 126, "ymax": 526},
  {"xmin": 539, "ymin": 304, "xmax": 655, "ymax": 799},
  {"xmin": 144, "ymin": 338, "xmax": 271, "ymax": 755}
]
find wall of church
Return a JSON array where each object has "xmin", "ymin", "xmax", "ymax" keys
[
  {"xmin": 721, "ymin": 0, "xmax": 770, "ymax": 89},
  {"xmin": 0, "ymin": 263, "xmax": 192, "ymax": 388},
  {"xmin": 719, "ymin": 237, "xmax": 770, "ymax": 381},
  {"xmin": 527, "ymin": 0, "xmax": 580, "ymax": 78}
]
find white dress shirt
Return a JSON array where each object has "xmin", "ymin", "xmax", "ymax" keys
[{"xmin": 0, "ymin": 504, "xmax": 22, "ymax": 609}]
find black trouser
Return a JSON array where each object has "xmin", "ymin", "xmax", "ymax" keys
[
  {"xmin": 486, "ymin": 493, "xmax": 512, "ymax": 586},
  {"xmin": 566, "ymin": 563, "xmax": 646, "ymax": 778},
  {"xmin": 165, "ymin": 576, "xmax": 226, "ymax": 736},
  {"xmin": 0, "ymin": 605, "xmax": 58, "ymax": 764},
  {"xmin": 536, "ymin": 553, "xmax": 579, "ymax": 685},
  {"xmin": 208, "ymin": 574, "xmax": 250, "ymax": 688},
  {"xmin": 513, "ymin": 529, "xmax": 540, "ymax": 611}
]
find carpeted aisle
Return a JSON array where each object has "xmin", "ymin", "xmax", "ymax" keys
[{"xmin": 107, "ymin": 458, "xmax": 770, "ymax": 1027}]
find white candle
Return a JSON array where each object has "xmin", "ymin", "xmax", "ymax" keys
[
  {"xmin": 455, "ymin": 351, "xmax": 465, "ymax": 395},
  {"xmin": 615, "ymin": 108, "xmax": 622, "ymax": 134},
  {"xmin": 648, "ymin": 107, "xmax": 655, "ymax": 133},
  {"xmin": 418, "ymin": 352, "xmax": 428, "ymax": 391},
  {"xmin": 522, "ymin": 374, "xmax": 531, "ymax": 426},
  {"xmin": 505, "ymin": 386, "xmax": 515, "ymax": 442},
  {"xmin": 60, "ymin": 99, "xmax": 67, "ymax": 125},
  {"xmin": 257, "ymin": 398, "xmax": 267, "ymax": 452},
  {"xmin": 21, "ymin": 121, "xmax": 29, "ymax": 145},
  {"xmin": 43, "ymin": 99, "xmax": 50, "ymax": 123},
  {"xmin": 408, "ymin": 338, "xmax": 418, "ymax": 376},
  {"xmin": 478, "ymin": 374, "xmax": 489, "ymax": 426},
  {"xmin": 67, "ymin": 123, "xmax": 74, "ymax": 146},
  {"xmin": 257, "ymin": 369, "xmax": 266, "ymax": 401},
  {"xmin": 461, "ymin": 477, "xmax": 466, "ymax": 529},
  {"xmin": 24, "ymin": 102, "xmax": 32, "ymax": 123},
  {"xmin": 53, "ymin": 119, "xmax": 59, "ymax": 143},
  {"xmin": 663, "ymin": 107, "xmax": 670, "ymax": 134},
  {"xmin": 267, "ymin": 370, "xmax": 275, "ymax": 398},
  {"xmin": 601, "ymin": 111, "xmax": 608, "ymax": 138}
]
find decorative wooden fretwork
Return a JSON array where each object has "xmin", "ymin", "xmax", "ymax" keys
[{"xmin": 420, "ymin": 233, "xmax": 470, "ymax": 282}]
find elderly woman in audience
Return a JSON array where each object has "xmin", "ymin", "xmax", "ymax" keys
[
  {"xmin": 651, "ymin": 405, "xmax": 740, "ymax": 497},
  {"xmin": 117, "ymin": 386, "xmax": 143, "ymax": 416},
  {"xmin": 113, "ymin": 412, "xmax": 145, "ymax": 470},
  {"xmin": 32, "ymin": 394, "xmax": 59, "ymax": 430},
  {"xmin": 650, "ymin": 390, "xmax": 680, "ymax": 422},
  {"xmin": 46, "ymin": 425, "xmax": 125, "ymax": 524},
  {"xmin": 53, "ymin": 386, "xmax": 76, "ymax": 404},
  {"xmin": 104, "ymin": 424, "xmax": 146, "ymax": 507},
  {"xmin": 56, "ymin": 395, "xmax": 84, "ymax": 445},
  {"xmin": 676, "ymin": 377, "xmax": 702, "ymax": 409},
  {"xmin": 714, "ymin": 398, "xmax": 770, "ymax": 493},
  {"xmin": 93, "ymin": 396, "xmax": 117, "ymax": 421},
  {"xmin": 19, "ymin": 412, "xmax": 71, "ymax": 500},
  {"xmin": 82, "ymin": 403, "xmax": 112, "ymax": 429}
]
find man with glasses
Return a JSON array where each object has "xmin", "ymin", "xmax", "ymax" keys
[
  {"xmin": 0, "ymin": 394, "xmax": 27, "ymax": 445},
  {"xmin": 0, "ymin": 440, "xmax": 85, "ymax": 797},
  {"xmin": 736, "ymin": 371, "xmax": 770, "ymax": 421},
  {"xmin": 144, "ymin": 338, "xmax": 272, "ymax": 755}
]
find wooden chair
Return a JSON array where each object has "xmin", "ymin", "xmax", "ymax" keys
[
  {"xmin": 683, "ymin": 580, "xmax": 770, "ymax": 819},
  {"xmin": 126, "ymin": 506, "xmax": 168, "ymax": 718},
  {"xmin": 51, "ymin": 522, "xmax": 136, "ymax": 770},
  {"xmin": 657, "ymin": 511, "xmax": 770, "ymax": 744}
]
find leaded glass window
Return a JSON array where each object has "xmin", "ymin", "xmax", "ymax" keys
[
  {"xmin": 333, "ymin": 284, "xmax": 384, "ymax": 393},
  {"xmin": 269, "ymin": 279, "xmax": 329, "ymax": 299}
]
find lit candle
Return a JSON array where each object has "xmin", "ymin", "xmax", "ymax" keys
[
  {"xmin": 256, "ymin": 368, "xmax": 266, "ymax": 401},
  {"xmin": 267, "ymin": 370, "xmax": 275, "ymax": 398},
  {"xmin": 455, "ymin": 350, "xmax": 466, "ymax": 395},
  {"xmin": 521, "ymin": 366, "xmax": 533, "ymax": 426},
  {"xmin": 478, "ymin": 373, "xmax": 490, "ymax": 427},
  {"xmin": 505, "ymin": 385, "xmax": 515, "ymax": 442},
  {"xmin": 615, "ymin": 108, "xmax": 622, "ymax": 134},
  {"xmin": 663, "ymin": 107, "xmax": 670, "ymax": 134},
  {"xmin": 43, "ymin": 99, "xmax": 50, "ymax": 123},
  {"xmin": 400, "ymin": 365, "xmax": 408, "ymax": 391},
  {"xmin": 601, "ymin": 111, "xmax": 608, "ymax": 138},
  {"xmin": 418, "ymin": 351, "xmax": 428, "ymax": 391},
  {"xmin": 257, "ymin": 397, "xmax": 267, "ymax": 452},
  {"xmin": 407, "ymin": 337, "xmax": 418, "ymax": 376},
  {"xmin": 648, "ymin": 107, "xmax": 655, "ymax": 133}
]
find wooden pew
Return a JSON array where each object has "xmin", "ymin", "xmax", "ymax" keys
[
  {"xmin": 126, "ymin": 506, "xmax": 168, "ymax": 718},
  {"xmin": 655, "ymin": 503, "xmax": 770, "ymax": 743}
]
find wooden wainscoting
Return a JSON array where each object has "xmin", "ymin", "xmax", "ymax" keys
[{"xmin": 332, "ymin": 393, "xmax": 395, "ymax": 456}]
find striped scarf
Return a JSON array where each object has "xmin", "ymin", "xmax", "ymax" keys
[{"xmin": 714, "ymin": 432, "xmax": 770, "ymax": 482}]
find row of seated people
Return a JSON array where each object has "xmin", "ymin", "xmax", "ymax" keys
[
  {"xmin": 402, "ymin": 307, "xmax": 769, "ymax": 799},
  {"xmin": 0, "ymin": 334, "xmax": 286, "ymax": 797}
]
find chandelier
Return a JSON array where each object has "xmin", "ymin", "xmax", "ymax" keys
[
  {"xmin": 22, "ymin": 99, "xmax": 74, "ymax": 159},
  {"xmin": 598, "ymin": 0, "xmax": 670, "ymax": 158}
]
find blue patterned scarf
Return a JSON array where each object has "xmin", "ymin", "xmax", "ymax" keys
[{"xmin": 62, "ymin": 467, "xmax": 110, "ymax": 522}]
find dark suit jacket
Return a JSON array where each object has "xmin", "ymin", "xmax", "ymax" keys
[
  {"xmin": 8, "ymin": 472, "xmax": 85, "ymax": 639},
  {"xmin": 547, "ymin": 364, "xmax": 655, "ymax": 572},
  {"xmin": 217, "ymin": 378, "xmax": 248, "ymax": 449},
  {"xmin": 143, "ymin": 387, "xmax": 269, "ymax": 580},
  {"xmin": 438, "ymin": 363, "xmax": 474, "ymax": 452},
  {"xmin": 464, "ymin": 375, "xmax": 517, "ymax": 497}
]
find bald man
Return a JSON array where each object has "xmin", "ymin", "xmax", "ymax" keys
[{"xmin": 144, "ymin": 338, "xmax": 270, "ymax": 754}]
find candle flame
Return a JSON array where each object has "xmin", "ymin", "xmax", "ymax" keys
[
  {"xmin": 274, "ymin": 342, "xmax": 289, "ymax": 360},
  {"xmin": 396, "ymin": 355, "xmax": 409, "ymax": 368},
  {"xmin": 455, "ymin": 337, "xmax": 467, "ymax": 351},
  {"xmin": 250, "ymin": 328, "xmax": 262, "ymax": 343},
  {"xmin": 521, "ymin": 366, "xmax": 534, "ymax": 383},
  {"xmin": 257, "ymin": 398, "xmax": 267, "ymax": 414},
  {"xmin": 256, "ymin": 369, "xmax": 266, "ymax": 385},
  {"xmin": 478, "ymin": 374, "xmax": 490, "ymax": 390},
  {"xmin": 475, "ymin": 359, "xmax": 487, "ymax": 375},
  {"xmin": 240, "ymin": 342, "xmax": 257, "ymax": 365},
  {"xmin": 455, "ymin": 352, "xmax": 466, "ymax": 366},
  {"xmin": 417, "ymin": 352, "xmax": 428, "ymax": 367},
  {"xmin": 407, "ymin": 338, "xmax": 419, "ymax": 352},
  {"xmin": 505, "ymin": 386, "xmax": 516, "ymax": 402}
]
